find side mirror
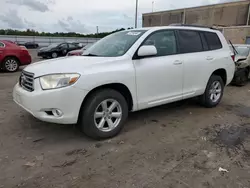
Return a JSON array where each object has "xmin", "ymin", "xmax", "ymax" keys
[{"xmin": 137, "ymin": 45, "xmax": 157, "ymax": 57}]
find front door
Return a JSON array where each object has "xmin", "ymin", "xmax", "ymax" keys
[{"xmin": 133, "ymin": 30, "xmax": 183, "ymax": 110}]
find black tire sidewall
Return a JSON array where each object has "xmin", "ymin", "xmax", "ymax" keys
[
  {"xmin": 202, "ymin": 75, "xmax": 224, "ymax": 108},
  {"xmin": 3, "ymin": 57, "xmax": 19, "ymax": 72},
  {"xmin": 80, "ymin": 89, "xmax": 128, "ymax": 139}
]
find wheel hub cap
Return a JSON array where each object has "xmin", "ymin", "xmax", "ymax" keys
[
  {"xmin": 209, "ymin": 81, "xmax": 222, "ymax": 103},
  {"xmin": 5, "ymin": 59, "xmax": 18, "ymax": 71},
  {"xmin": 94, "ymin": 99, "xmax": 122, "ymax": 132}
]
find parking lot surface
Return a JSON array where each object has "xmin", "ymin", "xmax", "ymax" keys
[{"xmin": 1, "ymin": 50, "xmax": 250, "ymax": 187}]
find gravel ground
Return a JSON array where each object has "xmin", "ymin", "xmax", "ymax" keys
[{"xmin": 1, "ymin": 50, "xmax": 250, "ymax": 187}]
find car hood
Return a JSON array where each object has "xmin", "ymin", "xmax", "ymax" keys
[{"xmin": 24, "ymin": 56, "xmax": 121, "ymax": 77}]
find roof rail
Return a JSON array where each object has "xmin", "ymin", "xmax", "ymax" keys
[{"xmin": 169, "ymin": 23, "xmax": 217, "ymax": 30}]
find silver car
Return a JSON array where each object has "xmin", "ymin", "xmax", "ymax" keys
[{"xmin": 230, "ymin": 44, "xmax": 250, "ymax": 86}]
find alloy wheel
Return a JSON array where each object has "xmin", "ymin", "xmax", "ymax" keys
[
  {"xmin": 5, "ymin": 59, "xmax": 18, "ymax": 72},
  {"xmin": 209, "ymin": 81, "xmax": 222, "ymax": 103},
  {"xmin": 94, "ymin": 99, "xmax": 122, "ymax": 132}
]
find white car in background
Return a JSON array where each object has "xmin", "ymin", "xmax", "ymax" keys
[
  {"xmin": 230, "ymin": 44, "xmax": 250, "ymax": 86},
  {"xmin": 13, "ymin": 25, "xmax": 235, "ymax": 139}
]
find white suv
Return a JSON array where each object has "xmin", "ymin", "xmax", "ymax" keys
[{"xmin": 13, "ymin": 26, "xmax": 235, "ymax": 139}]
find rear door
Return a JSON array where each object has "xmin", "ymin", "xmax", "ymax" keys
[
  {"xmin": 176, "ymin": 29, "xmax": 210, "ymax": 98},
  {"xmin": 58, "ymin": 43, "xmax": 69, "ymax": 56}
]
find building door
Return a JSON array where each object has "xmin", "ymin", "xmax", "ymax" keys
[{"xmin": 246, "ymin": 37, "xmax": 250, "ymax": 44}]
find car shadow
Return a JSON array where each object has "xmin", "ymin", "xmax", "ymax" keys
[{"xmin": 22, "ymin": 98, "xmax": 201, "ymax": 143}]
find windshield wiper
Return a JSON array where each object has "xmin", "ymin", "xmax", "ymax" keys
[{"xmin": 83, "ymin": 53, "xmax": 98, "ymax": 56}]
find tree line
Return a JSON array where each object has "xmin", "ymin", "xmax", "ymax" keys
[{"xmin": 0, "ymin": 28, "xmax": 133, "ymax": 38}]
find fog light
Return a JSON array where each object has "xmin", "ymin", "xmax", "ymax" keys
[{"xmin": 52, "ymin": 109, "xmax": 63, "ymax": 117}]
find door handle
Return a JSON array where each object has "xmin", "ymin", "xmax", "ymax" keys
[
  {"xmin": 173, "ymin": 60, "xmax": 182, "ymax": 65},
  {"xmin": 206, "ymin": 56, "xmax": 214, "ymax": 60}
]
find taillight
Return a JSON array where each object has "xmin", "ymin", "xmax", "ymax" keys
[{"xmin": 231, "ymin": 54, "xmax": 235, "ymax": 62}]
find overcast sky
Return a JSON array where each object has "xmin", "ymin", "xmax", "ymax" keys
[{"xmin": 0, "ymin": 0, "xmax": 242, "ymax": 34}]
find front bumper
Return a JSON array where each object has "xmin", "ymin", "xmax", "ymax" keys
[{"xmin": 13, "ymin": 80, "xmax": 88, "ymax": 124}]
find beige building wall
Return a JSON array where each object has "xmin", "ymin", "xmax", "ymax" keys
[
  {"xmin": 221, "ymin": 26, "xmax": 250, "ymax": 44},
  {"xmin": 142, "ymin": 1, "xmax": 250, "ymax": 27}
]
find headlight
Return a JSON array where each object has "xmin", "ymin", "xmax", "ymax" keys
[{"xmin": 39, "ymin": 73, "xmax": 80, "ymax": 90}]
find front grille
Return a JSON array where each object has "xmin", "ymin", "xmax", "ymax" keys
[{"xmin": 19, "ymin": 71, "xmax": 34, "ymax": 92}]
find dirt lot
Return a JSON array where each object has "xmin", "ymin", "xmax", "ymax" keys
[{"xmin": 1, "ymin": 50, "xmax": 250, "ymax": 187}]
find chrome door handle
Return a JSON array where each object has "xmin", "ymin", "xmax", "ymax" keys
[
  {"xmin": 173, "ymin": 60, "xmax": 182, "ymax": 65},
  {"xmin": 206, "ymin": 56, "xmax": 214, "ymax": 60}
]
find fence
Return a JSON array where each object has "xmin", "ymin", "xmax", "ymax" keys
[{"xmin": 0, "ymin": 35, "xmax": 100, "ymax": 47}]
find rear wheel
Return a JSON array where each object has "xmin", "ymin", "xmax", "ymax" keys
[
  {"xmin": 79, "ymin": 89, "xmax": 128, "ymax": 139},
  {"xmin": 234, "ymin": 69, "xmax": 249, "ymax": 86},
  {"xmin": 3, "ymin": 57, "xmax": 19, "ymax": 72},
  {"xmin": 200, "ymin": 75, "xmax": 224, "ymax": 108}
]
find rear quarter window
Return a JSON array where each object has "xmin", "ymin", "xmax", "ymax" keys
[
  {"xmin": 204, "ymin": 32, "xmax": 222, "ymax": 50},
  {"xmin": 0, "ymin": 42, "xmax": 4, "ymax": 47}
]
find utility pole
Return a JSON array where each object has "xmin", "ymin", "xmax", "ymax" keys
[
  {"xmin": 152, "ymin": 1, "xmax": 154, "ymax": 12},
  {"xmin": 135, "ymin": 0, "xmax": 138, "ymax": 28},
  {"xmin": 96, "ymin": 26, "xmax": 99, "ymax": 34}
]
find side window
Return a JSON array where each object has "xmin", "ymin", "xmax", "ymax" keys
[
  {"xmin": 59, "ymin": 43, "xmax": 68, "ymax": 49},
  {"xmin": 0, "ymin": 42, "xmax": 4, "ymax": 47},
  {"xmin": 143, "ymin": 30, "xmax": 177, "ymax": 56},
  {"xmin": 200, "ymin": 32, "xmax": 209, "ymax": 51},
  {"xmin": 178, "ymin": 30, "xmax": 203, "ymax": 53},
  {"xmin": 204, "ymin": 32, "xmax": 222, "ymax": 50},
  {"xmin": 68, "ymin": 43, "xmax": 77, "ymax": 48}
]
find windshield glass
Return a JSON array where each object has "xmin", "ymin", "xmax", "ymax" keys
[
  {"xmin": 235, "ymin": 46, "xmax": 250, "ymax": 57},
  {"xmin": 82, "ymin": 30, "xmax": 147, "ymax": 57}
]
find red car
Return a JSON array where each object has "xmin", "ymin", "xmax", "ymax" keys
[
  {"xmin": 0, "ymin": 40, "xmax": 32, "ymax": 72},
  {"xmin": 67, "ymin": 43, "xmax": 94, "ymax": 56}
]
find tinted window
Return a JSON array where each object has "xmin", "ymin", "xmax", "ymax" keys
[
  {"xmin": 0, "ymin": 42, "xmax": 4, "ymax": 47},
  {"xmin": 59, "ymin": 43, "xmax": 68, "ymax": 49},
  {"xmin": 200, "ymin": 33, "xmax": 209, "ymax": 51},
  {"xmin": 143, "ymin": 30, "xmax": 177, "ymax": 56},
  {"xmin": 204, "ymin": 32, "xmax": 222, "ymax": 50},
  {"xmin": 178, "ymin": 30, "xmax": 203, "ymax": 53},
  {"xmin": 68, "ymin": 43, "xmax": 77, "ymax": 48}
]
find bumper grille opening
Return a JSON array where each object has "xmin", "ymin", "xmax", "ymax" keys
[
  {"xmin": 45, "ymin": 111, "xmax": 53, "ymax": 116},
  {"xmin": 19, "ymin": 71, "xmax": 34, "ymax": 92}
]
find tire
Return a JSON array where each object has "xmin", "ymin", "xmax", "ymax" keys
[
  {"xmin": 234, "ymin": 69, "xmax": 249, "ymax": 86},
  {"xmin": 51, "ymin": 52, "xmax": 58, "ymax": 58},
  {"xmin": 199, "ymin": 75, "xmax": 224, "ymax": 108},
  {"xmin": 3, "ymin": 57, "xmax": 19, "ymax": 72},
  {"xmin": 79, "ymin": 89, "xmax": 128, "ymax": 140}
]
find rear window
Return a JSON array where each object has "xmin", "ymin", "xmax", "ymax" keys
[
  {"xmin": 178, "ymin": 30, "xmax": 203, "ymax": 53},
  {"xmin": 204, "ymin": 32, "xmax": 222, "ymax": 50},
  {"xmin": 235, "ymin": 46, "xmax": 250, "ymax": 57}
]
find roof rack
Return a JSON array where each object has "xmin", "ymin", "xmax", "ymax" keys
[{"xmin": 169, "ymin": 23, "xmax": 217, "ymax": 30}]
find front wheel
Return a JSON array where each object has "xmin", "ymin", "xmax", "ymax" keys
[
  {"xmin": 51, "ymin": 52, "xmax": 58, "ymax": 58},
  {"xmin": 3, "ymin": 57, "xmax": 19, "ymax": 72},
  {"xmin": 199, "ymin": 75, "xmax": 224, "ymax": 108},
  {"xmin": 79, "ymin": 89, "xmax": 128, "ymax": 139}
]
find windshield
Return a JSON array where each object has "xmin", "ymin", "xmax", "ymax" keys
[
  {"xmin": 82, "ymin": 30, "xmax": 147, "ymax": 57},
  {"xmin": 234, "ymin": 46, "xmax": 250, "ymax": 57}
]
